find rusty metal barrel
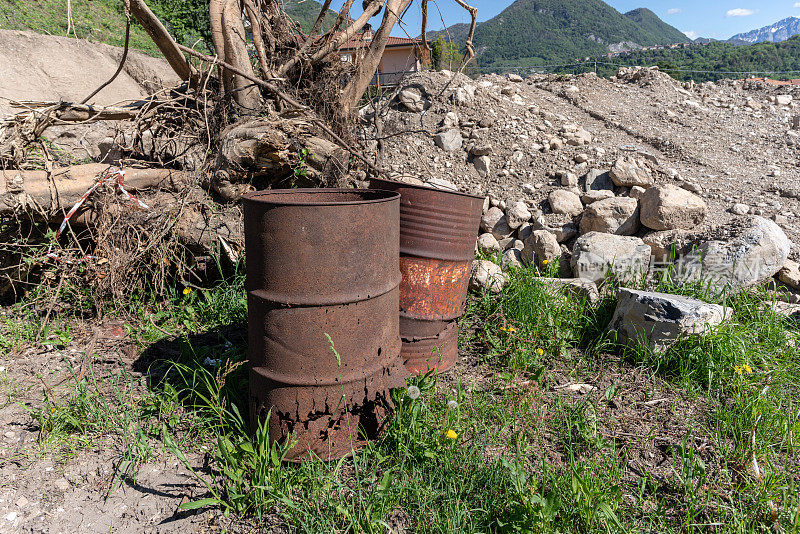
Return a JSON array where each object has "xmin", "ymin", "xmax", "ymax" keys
[
  {"xmin": 368, "ymin": 178, "xmax": 484, "ymax": 374},
  {"xmin": 243, "ymin": 188, "xmax": 406, "ymax": 461}
]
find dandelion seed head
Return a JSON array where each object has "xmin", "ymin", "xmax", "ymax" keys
[
  {"xmin": 406, "ymin": 385, "xmax": 421, "ymax": 399},
  {"xmin": 447, "ymin": 400, "xmax": 459, "ymax": 410}
]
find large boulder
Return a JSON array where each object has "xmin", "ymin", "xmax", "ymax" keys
[
  {"xmin": 640, "ymin": 184, "xmax": 707, "ymax": 231},
  {"xmin": 609, "ymin": 288, "xmax": 731, "ymax": 351},
  {"xmin": 572, "ymin": 232, "xmax": 651, "ymax": 283},
  {"xmin": 549, "ymin": 190, "xmax": 583, "ymax": 217},
  {"xmin": 684, "ymin": 216, "xmax": 791, "ymax": 289},
  {"xmin": 469, "ymin": 260, "xmax": 508, "ymax": 293},
  {"xmin": 579, "ymin": 197, "xmax": 640, "ymax": 235},
  {"xmin": 610, "ymin": 156, "xmax": 654, "ymax": 188},
  {"xmin": 521, "ymin": 230, "xmax": 561, "ymax": 268}
]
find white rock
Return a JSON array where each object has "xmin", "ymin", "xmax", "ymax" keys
[
  {"xmin": 731, "ymin": 203, "xmax": 750, "ymax": 215},
  {"xmin": 480, "ymin": 207, "xmax": 513, "ymax": 240},
  {"xmin": 521, "ymin": 230, "xmax": 561, "ymax": 267},
  {"xmin": 506, "ymin": 201, "xmax": 532, "ymax": 229},
  {"xmin": 609, "ymin": 288, "xmax": 732, "ymax": 351},
  {"xmin": 571, "ymin": 232, "xmax": 651, "ymax": 283},
  {"xmin": 469, "ymin": 260, "xmax": 508, "ymax": 293},
  {"xmin": 433, "ymin": 129, "xmax": 463, "ymax": 152},
  {"xmin": 477, "ymin": 233, "xmax": 502, "ymax": 255},
  {"xmin": 579, "ymin": 197, "xmax": 640, "ymax": 235},
  {"xmin": 534, "ymin": 213, "xmax": 579, "ymax": 243},
  {"xmin": 508, "ymin": 73, "xmax": 524, "ymax": 82},
  {"xmin": 639, "ymin": 184, "xmax": 707, "ymax": 231},
  {"xmin": 581, "ymin": 190, "xmax": 615, "ymax": 204},
  {"xmin": 548, "ymin": 190, "xmax": 583, "ymax": 217},
  {"xmin": 686, "ymin": 217, "xmax": 791, "ymax": 289},
  {"xmin": 501, "ymin": 248, "xmax": 524, "ymax": 271},
  {"xmin": 426, "ymin": 177, "xmax": 459, "ymax": 191},
  {"xmin": 398, "ymin": 88, "xmax": 426, "ymax": 112},
  {"xmin": 610, "ymin": 156, "xmax": 654, "ymax": 188}
]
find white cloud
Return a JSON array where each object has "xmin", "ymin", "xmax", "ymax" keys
[
  {"xmin": 666, "ymin": 8, "xmax": 682, "ymax": 14},
  {"xmin": 683, "ymin": 30, "xmax": 699, "ymax": 39},
  {"xmin": 794, "ymin": 2, "xmax": 800, "ymax": 7},
  {"xmin": 726, "ymin": 8, "xmax": 757, "ymax": 17}
]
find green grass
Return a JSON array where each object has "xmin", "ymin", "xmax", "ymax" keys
[
  {"xmin": 2, "ymin": 258, "xmax": 800, "ymax": 532},
  {"xmin": 0, "ymin": 0, "xmax": 163, "ymax": 55}
]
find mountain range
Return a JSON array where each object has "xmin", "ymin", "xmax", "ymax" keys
[
  {"xmin": 729, "ymin": 16, "xmax": 800, "ymax": 44},
  {"xmin": 428, "ymin": 0, "xmax": 688, "ymax": 70}
]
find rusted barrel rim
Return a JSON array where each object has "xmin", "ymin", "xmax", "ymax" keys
[
  {"xmin": 243, "ymin": 188, "xmax": 401, "ymax": 206},
  {"xmin": 368, "ymin": 177, "xmax": 484, "ymax": 200}
]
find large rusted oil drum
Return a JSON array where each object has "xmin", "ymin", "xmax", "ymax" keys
[
  {"xmin": 368, "ymin": 178, "xmax": 483, "ymax": 374},
  {"xmin": 243, "ymin": 189, "xmax": 406, "ymax": 461}
]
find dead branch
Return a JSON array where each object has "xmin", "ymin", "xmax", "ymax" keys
[
  {"xmin": 1, "ymin": 164, "xmax": 189, "ymax": 216},
  {"xmin": 453, "ymin": 0, "xmax": 477, "ymax": 63},
  {"xmin": 125, "ymin": 0, "xmax": 196, "ymax": 81},
  {"xmin": 339, "ymin": 0, "xmax": 413, "ymax": 113}
]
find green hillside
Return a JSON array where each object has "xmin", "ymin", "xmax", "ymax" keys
[
  {"xmin": 595, "ymin": 34, "xmax": 800, "ymax": 82},
  {"xmin": 0, "ymin": 0, "xmax": 334, "ymax": 56},
  {"xmin": 431, "ymin": 0, "xmax": 688, "ymax": 72},
  {"xmin": 624, "ymin": 8, "xmax": 688, "ymax": 45}
]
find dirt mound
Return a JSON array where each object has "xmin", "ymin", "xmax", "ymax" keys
[
  {"xmin": 361, "ymin": 66, "xmax": 800, "ymax": 255},
  {"xmin": 0, "ymin": 29, "xmax": 180, "ymax": 115}
]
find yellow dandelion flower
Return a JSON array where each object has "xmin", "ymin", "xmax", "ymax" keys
[
  {"xmin": 743, "ymin": 364, "xmax": 753, "ymax": 374},
  {"xmin": 536, "ymin": 348, "xmax": 544, "ymax": 356},
  {"xmin": 734, "ymin": 365, "xmax": 742, "ymax": 375},
  {"xmin": 445, "ymin": 429, "xmax": 457, "ymax": 440},
  {"xmin": 542, "ymin": 259, "xmax": 549, "ymax": 266},
  {"xmin": 182, "ymin": 287, "xmax": 192, "ymax": 295}
]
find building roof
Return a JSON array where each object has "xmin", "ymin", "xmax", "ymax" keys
[
  {"xmin": 340, "ymin": 34, "xmax": 423, "ymax": 51},
  {"xmin": 744, "ymin": 77, "xmax": 800, "ymax": 86}
]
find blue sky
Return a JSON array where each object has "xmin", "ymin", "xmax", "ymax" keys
[{"xmin": 340, "ymin": 0, "xmax": 800, "ymax": 39}]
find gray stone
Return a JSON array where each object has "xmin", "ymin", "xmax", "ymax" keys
[
  {"xmin": 533, "ymin": 213, "xmax": 579, "ymax": 243},
  {"xmin": 571, "ymin": 232, "xmax": 651, "ymax": 283},
  {"xmin": 549, "ymin": 190, "xmax": 583, "ymax": 217},
  {"xmin": 477, "ymin": 233, "xmax": 502, "ymax": 255},
  {"xmin": 640, "ymin": 184, "xmax": 707, "ymax": 231},
  {"xmin": 501, "ymin": 248, "xmax": 524, "ymax": 271},
  {"xmin": 506, "ymin": 201, "xmax": 532, "ymax": 229},
  {"xmin": 629, "ymin": 186, "xmax": 646, "ymax": 200},
  {"xmin": 508, "ymin": 73, "xmax": 524, "ymax": 82},
  {"xmin": 469, "ymin": 260, "xmax": 508, "ymax": 293},
  {"xmin": 642, "ymin": 229, "xmax": 695, "ymax": 261},
  {"xmin": 474, "ymin": 155, "xmax": 491, "ymax": 178},
  {"xmin": 434, "ymin": 129, "xmax": 463, "ymax": 152},
  {"xmin": 731, "ymin": 203, "xmax": 750, "ymax": 216},
  {"xmin": 536, "ymin": 278, "xmax": 600, "ymax": 303},
  {"xmin": 581, "ymin": 190, "xmax": 615, "ymax": 204},
  {"xmin": 480, "ymin": 207, "xmax": 513, "ymax": 240},
  {"xmin": 521, "ymin": 229, "xmax": 561, "ymax": 268},
  {"xmin": 517, "ymin": 222, "xmax": 533, "ymax": 242},
  {"xmin": 685, "ymin": 216, "xmax": 791, "ymax": 289},
  {"xmin": 778, "ymin": 259, "xmax": 800, "ymax": 290},
  {"xmin": 610, "ymin": 156, "xmax": 654, "ymax": 188},
  {"xmin": 583, "ymin": 169, "xmax": 613, "ymax": 192},
  {"xmin": 609, "ymin": 288, "xmax": 732, "ymax": 351},
  {"xmin": 398, "ymin": 88, "xmax": 426, "ymax": 112},
  {"xmin": 579, "ymin": 197, "xmax": 640, "ymax": 236},
  {"xmin": 470, "ymin": 144, "xmax": 493, "ymax": 156}
]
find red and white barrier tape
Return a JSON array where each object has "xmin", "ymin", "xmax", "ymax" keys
[{"xmin": 47, "ymin": 167, "xmax": 149, "ymax": 264}]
